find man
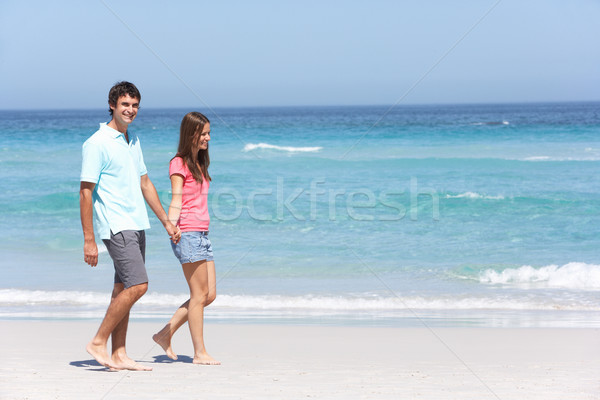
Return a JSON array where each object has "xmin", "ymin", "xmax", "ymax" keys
[{"xmin": 80, "ymin": 81, "xmax": 180, "ymax": 371}]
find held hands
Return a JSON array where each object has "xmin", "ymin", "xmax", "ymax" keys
[
  {"xmin": 166, "ymin": 222, "xmax": 181, "ymax": 244},
  {"xmin": 83, "ymin": 239, "xmax": 98, "ymax": 267}
]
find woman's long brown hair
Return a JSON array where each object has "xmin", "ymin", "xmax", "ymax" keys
[{"xmin": 175, "ymin": 111, "xmax": 211, "ymax": 183}]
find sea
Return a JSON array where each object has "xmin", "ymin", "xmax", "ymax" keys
[{"xmin": 1, "ymin": 102, "xmax": 599, "ymax": 327}]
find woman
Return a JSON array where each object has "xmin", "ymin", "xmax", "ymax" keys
[{"xmin": 153, "ymin": 111, "xmax": 220, "ymax": 365}]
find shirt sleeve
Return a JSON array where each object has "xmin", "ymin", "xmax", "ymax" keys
[
  {"xmin": 134, "ymin": 135, "xmax": 148, "ymax": 176},
  {"xmin": 80, "ymin": 141, "xmax": 104, "ymax": 183},
  {"xmin": 138, "ymin": 147, "xmax": 148, "ymax": 176},
  {"xmin": 169, "ymin": 157, "xmax": 188, "ymax": 179}
]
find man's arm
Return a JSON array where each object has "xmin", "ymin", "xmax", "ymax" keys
[
  {"xmin": 80, "ymin": 181, "xmax": 98, "ymax": 267},
  {"xmin": 140, "ymin": 174, "xmax": 180, "ymax": 242}
]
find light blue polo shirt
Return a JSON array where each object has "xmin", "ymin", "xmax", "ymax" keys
[{"xmin": 81, "ymin": 123, "xmax": 151, "ymax": 240}]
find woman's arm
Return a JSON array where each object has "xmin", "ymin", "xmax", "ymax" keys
[
  {"xmin": 168, "ymin": 174, "xmax": 184, "ymax": 226},
  {"xmin": 141, "ymin": 174, "xmax": 180, "ymax": 243}
]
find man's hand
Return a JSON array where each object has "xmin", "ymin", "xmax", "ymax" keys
[
  {"xmin": 84, "ymin": 238, "xmax": 98, "ymax": 267},
  {"xmin": 166, "ymin": 222, "xmax": 181, "ymax": 244}
]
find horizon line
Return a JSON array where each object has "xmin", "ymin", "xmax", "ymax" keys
[{"xmin": 1, "ymin": 99, "xmax": 599, "ymax": 112}]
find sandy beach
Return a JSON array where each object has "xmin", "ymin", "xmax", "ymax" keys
[{"xmin": 0, "ymin": 320, "xmax": 598, "ymax": 399}]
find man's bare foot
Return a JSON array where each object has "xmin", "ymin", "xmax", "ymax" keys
[
  {"xmin": 86, "ymin": 341, "xmax": 117, "ymax": 369},
  {"xmin": 111, "ymin": 354, "xmax": 153, "ymax": 371},
  {"xmin": 193, "ymin": 352, "xmax": 220, "ymax": 365},
  {"xmin": 111, "ymin": 362, "xmax": 152, "ymax": 371},
  {"xmin": 152, "ymin": 333, "xmax": 177, "ymax": 360}
]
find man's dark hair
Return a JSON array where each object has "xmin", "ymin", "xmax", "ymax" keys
[{"xmin": 108, "ymin": 81, "xmax": 141, "ymax": 116}]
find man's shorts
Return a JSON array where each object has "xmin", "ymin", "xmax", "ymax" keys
[
  {"xmin": 170, "ymin": 231, "xmax": 214, "ymax": 264},
  {"xmin": 102, "ymin": 230, "xmax": 148, "ymax": 288}
]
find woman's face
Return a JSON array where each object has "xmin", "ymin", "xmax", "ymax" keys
[{"xmin": 194, "ymin": 123, "xmax": 211, "ymax": 151}]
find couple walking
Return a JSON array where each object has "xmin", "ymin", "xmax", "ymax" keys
[{"xmin": 80, "ymin": 81, "xmax": 219, "ymax": 370}]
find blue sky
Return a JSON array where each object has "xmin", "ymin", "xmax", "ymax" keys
[{"xmin": 1, "ymin": 0, "xmax": 598, "ymax": 109}]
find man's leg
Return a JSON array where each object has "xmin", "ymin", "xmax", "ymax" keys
[
  {"xmin": 110, "ymin": 283, "xmax": 127, "ymax": 360},
  {"xmin": 86, "ymin": 282, "xmax": 148, "ymax": 369},
  {"xmin": 87, "ymin": 230, "xmax": 151, "ymax": 370},
  {"xmin": 110, "ymin": 283, "xmax": 126, "ymax": 355},
  {"xmin": 109, "ymin": 283, "xmax": 152, "ymax": 370}
]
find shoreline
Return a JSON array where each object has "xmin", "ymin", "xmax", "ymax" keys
[
  {"xmin": 1, "ymin": 320, "xmax": 598, "ymax": 399},
  {"xmin": 2, "ymin": 312, "xmax": 600, "ymax": 329},
  {"xmin": 3, "ymin": 288, "xmax": 600, "ymax": 329}
]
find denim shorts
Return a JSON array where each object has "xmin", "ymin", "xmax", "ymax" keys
[{"xmin": 171, "ymin": 231, "xmax": 214, "ymax": 264}]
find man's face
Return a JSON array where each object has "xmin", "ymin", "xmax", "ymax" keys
[{"xmin": 110, "ymin": 94, "xmax": 139, "ymax": 126}]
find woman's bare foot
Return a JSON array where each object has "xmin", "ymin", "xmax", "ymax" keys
[
  {"xmin": 86, "ymin": 341, "xmax": 117, "ymax": 369},
  {"xmin": 193, "ymin": 352, "xmax": 220, "ymax": 365},
  {"xmin": 153, "ymin": 333, "xmax": 177, "ymax": 360}
]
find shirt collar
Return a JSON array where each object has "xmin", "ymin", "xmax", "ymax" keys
[{"xmin": 99, "ymin": 122, "xmax": 129, "ymax": 139}]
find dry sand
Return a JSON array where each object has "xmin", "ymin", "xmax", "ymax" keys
[{"xmin": 0, "ymin": 321, "xmax": 598, "ymax": 399}]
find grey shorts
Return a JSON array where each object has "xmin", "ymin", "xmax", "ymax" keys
[{"xmin": 102, "ymin": 230, "xmax": 148, "ymax": 288}]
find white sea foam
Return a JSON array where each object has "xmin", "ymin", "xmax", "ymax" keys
[
  {"xmin": 1, "ymin": 289, "xmax": 598, "ymax": 312},
  {"xmin": 470, "ymin": 121, "xmax": 510, "ymax": 126},
  {"xmin": 520, "ymin": 155, "xmax": 600, "ymax": 161},
  {"xmin": 522, "ymin": 156, "xmax": 552, "ymax": 161},
  {"xmin": 244, "ymin": 143, "xmax": 323, "ymax": 153},
  {"xmin": 0, "ymin": 289, "xmax": 108, "ymax": 306},
  {"xmin": 445, "ymin": 192, "xmax": 505, "ymax": 200},
  {"xmin": 0, "ymin": 289, "xmax": 186, "ymax": 307},
  {"xmin": 479, "ymin": 262, "xmax": 600, "ymax": 290}
]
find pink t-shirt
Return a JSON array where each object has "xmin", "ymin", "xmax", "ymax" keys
[{"xmin": 169, "ymin": 157, "xmax": 210, "ymax": 232}]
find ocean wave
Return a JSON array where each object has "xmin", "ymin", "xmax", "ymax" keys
[
  {"xmin": 478, "ymin": 262, "xmax": 600, "ymax": 290},
  {"xmin": 243, "ymin": 143, "xmax": 323, "ymax": 153},
  {"xmin": 522, "ymin": 156, "xmax": 552, "ymax": 161},
  {"xmin": 469, "ymin": 121, "xmax": 510, "ymax": 126},
  {"xmin": 204, "ymin": 294, "xmax": 597, "ymax": 311},
  {"xmin": 520, "ymin": 156, "xmax": 600, "ymax": 161},
  {"xmin": 0, "ymin": 289, "xmax": 109, "ymax": 306},
  {"xmin": 445, "ymin": 192, "xmax": 505, "ymax": 200},
  {"xmin": 0, "ymin": 289, "xmax": 597, "ymax": 311}
]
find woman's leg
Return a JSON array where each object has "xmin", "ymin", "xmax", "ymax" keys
[
  {"xmin": 152, "ymin": 299, "xmax": 190, "ymax": 360},
  {"xmin": 205, "ymin": 261, "xmax": 217, "ymax": 306},
  {"xmin": 183, "ymin": 260, "xmax": 220, "ymax": 364},
  {"xmin": 153, "ymin": 260, "xmax": 218, "ymax": 362}
]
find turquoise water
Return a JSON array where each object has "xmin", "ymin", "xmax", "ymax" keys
[{"xmin": 1, "ymin": 103, "xmax": 599, "ymax": 326}]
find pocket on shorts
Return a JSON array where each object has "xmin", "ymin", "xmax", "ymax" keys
[
  {"xmin": 200, "ymin": 234, "xmax": 213, "ymax": 260},
  {"xmin": 111, "ymin": 231, "xmax": 126, "ymax": 249},
  {"xmin": 201, "ymin": 235, "xmax": 211, "ymax": 252}
]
